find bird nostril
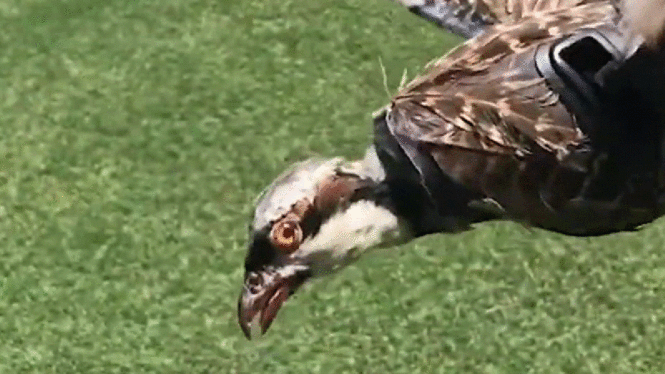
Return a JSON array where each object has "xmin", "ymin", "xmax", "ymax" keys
[{"xmin": 247, "ymin": 273, "xmax": 262, "ymax": 294}]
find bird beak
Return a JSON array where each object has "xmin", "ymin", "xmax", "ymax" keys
[{"xmin": 237, "ymin": 266, "xmax": 310, "ymax": 339}]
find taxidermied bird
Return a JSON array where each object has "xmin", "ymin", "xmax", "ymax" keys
[{"xmin": 238, "ymin": 0, "xmax": 665, "ymax": 339}]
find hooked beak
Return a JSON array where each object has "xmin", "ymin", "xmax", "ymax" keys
[{"xmin": 237, "ymin": 266, "xmax": 310, "ymax": 339}]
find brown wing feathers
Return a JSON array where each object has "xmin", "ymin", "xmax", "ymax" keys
[
  {"xmin": 392, "ymin": 2, "xmax": 616, "ymax": 154},
  {"xmin": 382, "ymin": 0, "xmax": 665, "ymax": 233},
  {"xmin": 384, "ymin": 1, "xmax": 665, "ymax": 233}
]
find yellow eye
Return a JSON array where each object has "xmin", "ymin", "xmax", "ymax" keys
[{"xmin": 270, "ymin": 220, "xmax": 302, "ymax": 253}]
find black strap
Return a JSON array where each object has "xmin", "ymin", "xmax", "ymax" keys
[
  {"xmin": 373, "ymin": 110, "xmax": 478, "ymax": 221},
  {"xmin": 535, "ymin": 25, "xmax": 638, "ymax": 141}
]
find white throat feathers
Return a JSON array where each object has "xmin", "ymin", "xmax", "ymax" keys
[{"xmin": 296, "ymin": 199, "xmax": 411, "ymax": 276}]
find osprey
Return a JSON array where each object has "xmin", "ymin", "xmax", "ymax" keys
[{"xmin": 238, "ymin": 0, "xmax": 665, "ymax": 339}]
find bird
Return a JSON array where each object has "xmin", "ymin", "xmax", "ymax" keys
[{"xmin": 237, "ymin": 0, "xmax": 665, "ymax": 339}]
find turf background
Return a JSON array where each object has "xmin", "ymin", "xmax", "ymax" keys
[{"xmin": 1, "ymin": 0, "xmax": 664, "ymax": 372}]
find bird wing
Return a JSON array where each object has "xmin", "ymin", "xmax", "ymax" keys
[
  {"xmin": 391, "ymin": 2, "xmax": 613, "ymax": 156},
  {"xmin": 384, "ymin": 2, "xmax": 659, "ymax": 234},
  {"xmin": 389, "ymin": 0, "xmax": 612, "ymax": 38}
]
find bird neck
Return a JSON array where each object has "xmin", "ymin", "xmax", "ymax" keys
[
  {"xmin": 363, "ymin": 179, "xmax": 464, "ymax": 238},
  {"xmin": 342, "ymin": 147, "xmax": 461, "ymax": 238},
  {"xmin": 298, "ymin": 196, "xmax": 412, "ymax": 274}
]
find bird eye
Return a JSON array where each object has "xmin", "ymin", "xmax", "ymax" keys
[{"xmin": 270, "ymin": 220, "xmax": 302, "ymax": 252}]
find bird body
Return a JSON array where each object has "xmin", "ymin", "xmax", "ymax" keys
[
  {"xmin": 238, "ymin": 0, "xmax": 665, "ymax": 338},
  {"xmin": 383, "ymin": 2, "xmax": 665, "ymax": 235}
]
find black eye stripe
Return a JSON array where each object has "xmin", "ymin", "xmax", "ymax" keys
[
  {"xmin": 300, "ymin": 210, "xmax": 323, "ymax": 239},
  {"xmin": 245, "ymin": 175, "xmax": 377, "ymax": 273},
  {"xmin": 244, "ymin": 227, "xmax": 275, "ymax": 273}
]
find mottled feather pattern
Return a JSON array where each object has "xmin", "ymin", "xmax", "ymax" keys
[
  {"xmin": 385, "ymin": 1, "xmax": 665, "ymax": 234},
  {"xmin": 391, "ymin": 2, "xmax": 616, "ymax": 155},
  {"xmin": 401, "ymin": 2, "xmax": 614, "ymax": 94}
]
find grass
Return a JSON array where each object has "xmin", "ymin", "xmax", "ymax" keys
[{"xmin": 0, "ymin": 0, "xmax": 664, "ymax": 372}]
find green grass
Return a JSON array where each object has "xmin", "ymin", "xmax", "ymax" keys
[{"xmin": 1, "ymin": 0, "xmax": 664, "ymax": 372}]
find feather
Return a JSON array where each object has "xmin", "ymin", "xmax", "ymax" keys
[
  {"xmin": 390, "ymin": 0, "xmax": 609, "ymax": 38},
  {"xmin": 622, "ymin": 0, "xmax": 665, "ymax": 47},
  {"xmin": 381, "ymin": 1, "xmax": 665, "ymax": 235}
]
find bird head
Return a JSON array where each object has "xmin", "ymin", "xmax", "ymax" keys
[{"xmin": 237, "ymin": 151, "xmax": 411, "ymax": 339}]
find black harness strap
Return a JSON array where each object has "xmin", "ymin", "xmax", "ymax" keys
[
  {"xmin": 373, "ymin": 110, "xmax": 480, "ymax": 234},
  {"xmin": 535, "ymin": 24, "xmax": 639, "ymax": 142}
]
